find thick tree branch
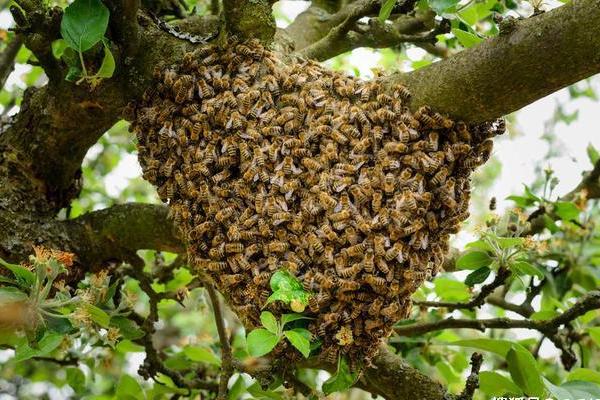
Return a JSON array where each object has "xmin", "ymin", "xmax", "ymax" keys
[
  {"xmin": 0, "ymin": 13, "xmax": 217, "ymax": 211},
  {"xmin": 381, "ymin": 0, "xmax": 600, "ymax": 122},
  {"xmin": 223, "ymin": 0, "xmax": 275, "ymax": 42}
]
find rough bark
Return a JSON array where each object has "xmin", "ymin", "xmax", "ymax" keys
[{"xmin": 381, "ymin": 0, "xmax": 600, "ymax": 121}]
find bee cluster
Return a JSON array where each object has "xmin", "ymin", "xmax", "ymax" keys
[{"xmin": 129, "ymin": 39, "xmax": 504, "ymax": 363}]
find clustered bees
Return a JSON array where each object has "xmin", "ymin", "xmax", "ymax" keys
[{"xmin": 129, "ymin": 38, "xmax": 504, "ymax": 364}]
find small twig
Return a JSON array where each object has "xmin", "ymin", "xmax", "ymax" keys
[
  {"xmin": 396, "ymin": 291, "xmax": 600, "ymax": 336},
  {"xmin": 457, "ymin": 353, "xmax": 483, "ymax": 400},
  {"xmin": 486, "ymin": 294, "xmax": 534, "ymax": 317},
  {"xmin": 206, "ymin": 285, "xmax": 233, "ymax": 400},
  {"xmin": 0, "ymin": 35, "xmax": 23, "ymax": 91},
  {"xmin": 32, "ymin": 355, "xmax": 79, "ymax": 366}
]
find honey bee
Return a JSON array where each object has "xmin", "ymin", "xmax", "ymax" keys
[
  {"xmin": 318, "ymin": 191, "xmax": 337, "ymax": 210},
  {"xmin": 371, "ymin": 190, "xmax": 383, "ymax": 212},
  {"xmin": 302, "ymin": 157, "xmax": 323, "ymax": 171},
  {"xmin": 385, "ymin": 241, "xmax": 404, "ymax": 262},
  {"xmin": 307, "ymin": 233, "xmax": 324, "ymax": 254},
  {"xmin": 329, "ymin": 209, "xmax": 351, "ymax": 222}
]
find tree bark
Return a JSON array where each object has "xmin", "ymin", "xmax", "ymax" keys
[{"xmin": 381, "ymin": 0, "xmax": 600, "ymax": 121}]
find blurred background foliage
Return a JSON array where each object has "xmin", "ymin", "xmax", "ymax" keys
[{"xmin": 1, "ymin": 0, "xmax": 599, "ymax": 399}]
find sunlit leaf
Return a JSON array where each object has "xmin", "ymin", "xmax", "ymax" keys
[
  {"xmin": 587, "ymin": 143, "xmax": 600, "ymax": 164},
  {"xmin": 434, "ymin": 278, "xmax": 470, "ymax": 301},
  {"xmin": 456, "ymin": 251, "xmax": 492, "ymax": 270},
  {"xmin": 66, "ymin": 367, "xmax": 86, "ymax": 393},
  {"xmin": 284, "ymin": 328, "xmax": 311, "ymax": 358},
  {"xmin": 554, "ymin": 201, "xmax": 580, "ymax": 221},
  {"xmin": 247, "ymin": 328, "xmax": 279, "ymax": 357},
  {"xmin": 260, "ymin": 311, "xmax": 279, "ymax": 334},
  {"xmin": 116, "ymin": 375, "xmax": 145, "ymax": 400},
  {"xmin": 379, "ymin": 0, "xmax": 396, "ymax": 21},
  {"xmin": 60, "ymin": 0, "xmax": 109, "ymax": 52},
  {"xmin": 183, "ymin": 345, "xmax": 222, "ymax": 366},
  {"xmin": 450, "ymin": 338, "xmax": 515, "ymax": 357},
  {"xmin": 84, "ymin": 303, "xmax": 110, "ymax": 328},
  {"xmin": 452, "ymin": 28, "xmax": 483, "ymax": 48},
  {"xmin": 567, "ymin": 368, "xmax": 600, "ymax": 385}
]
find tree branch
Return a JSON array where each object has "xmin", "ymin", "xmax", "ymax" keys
[
  {"xmin": 381, "ymin": 0, "xmax": 600, "ymax": 122},
  {"xmin": 395, "ymin": 290, "xmax": 600, "ymax": 336},
  {"xmin": 206, "ymin": 285, "xmax": 233, "ymax": 400},
  {"xmin": 222, "ymin": 0, "xmax": 275, "ymax": 43},
  {"xmin": 0, "ymin": 35, "xmax": 23, "ymax": 90}
]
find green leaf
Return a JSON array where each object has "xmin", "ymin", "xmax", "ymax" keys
[
  {"xmin": 465, "ymin": 239, "xmax": 494, "ymax": 252},
  {"xmin": 116, "ymin": 375, "xmax": 144, "ymax": 400},
  {"xmin": 115, "ymin": 340, "xmax": 144, "ymax": 353},
  {"xmin": 506, "ymin": 345, "xmax": 545, "ymax": 397},
  {"xmin": 433, "ymin": 278, "xmax": 470, "ymax": 302},
  {"xmin": 0, "ymin": 259, "xmax": 35, "ymax": 287},
  {"xmin": 84, "ymin": 303, "xmax": 110, "ymax": 328},
  {"xmin": 281, "ymin": 313, "xmax": 312, "ymax": 327},
  {"xmin": 267, "ymin": 289, "xmax": 310, "ymax": 306},
  {"xmin": 435, "ymin": 361, "xmax": 460, "ymax": 384},
  {"xmin": 14, "ymin": 332, "xmax": 64, "ymax": 362},
  {"xmin": 284, "ymin": 328, "xmax": 311, "ymax": 358},
  {"xmin": 587, "ymin": 143, "xmax": 600, "ymax": 164},
  {"xmin": 228, "ymin": 375, "xmax": 247, "ymax": 400},
  {"xmin": 511, "ymin": 260, "xmax": 544, "ymax": 278},
  {"xmin": 0, "ymin": 286, "xmax": 28, "ymax": 304},
  {"xmin": 110, "ymin": 316, "xmax": 144, "ymax": 340},
  {"xmin": 589, "ymin": 327, "xmax": 600, "ymax": 346},
  {"xmin": 546, "ymin": 379, "xmax": 600, "ymax": 400},
  {"xmin": 506, "ymin": 195, "xmax": 534, "ymax": 208},
  {"xmin": 530, "ymin": 310, "xmax": 558, "ymax": 321},
  {"xmin": 66, "ymin": 367, "xmax": 86, "ymax": 393},
  {"xmin": 183, "ymin": 345, "xmax": 222, "ymax": 366},
  {"xmin": 567, "ymin": 368, "xmax": 600, "ymax": 385},
  {"xmin": 323, "ymin": 357, "xmax": 359, "ymax": 395},
  {"xmin": 543, "ymin": 214, "xmax": 559, "ymax": 233},
  {"xmin": 452, "ymin": 28, "xmax": 483, "ymax": 48},
  {"xmin": 270, "ymin": 270, "xmax": 303, "ymax": 292},
  {"xmin": 554, "ymin": 201, "xmax": 580, "ymax": 221},
  {"xmin": 456, "ymin": 251, "xmax": 492, "ymax": 270},
  {"xmin": 496, "ymin": 237, "xmax": 524, "ymax": 249},
  {"xmin": 62, "ymin": 47, "xmax": 83, "ymax": 82},
  {"xmin": 428, "ymin": 0, "xmax": 459, "ymax": 14},
  {"xmin": 60, "ymin": 0, "xmax": 109, "ymax": 52},
  {"xmin": 465, "ymin": 266, "xmax": 491, "ymax": 286},
  {"xmin": 94, "ymin": 40, "xmax": 115, "ymax": 79},
  {"xmin": 450, "ymin": 338, "xmax": 514, "ymax": 357},
  {"xmin": 246, "ymin": 328, "xmax": 279, "ymax": 357},
  {"xmin": 260, "ymin": 311, "xmax": 279, "ymax": 334},
  {"xmin": 379, "ymin": 0, "xmax": 396, "ymax": 21},
  {"xmin": 479, "ymin": 371, "xmax": 523, "ymax": 396},
  {"xmin": 246, "ymin": 382, "xmax": 284, "ymax": 400},
  {"xmin": 51, "ymin": 39, "xmax": 69, "ymax": 59}
]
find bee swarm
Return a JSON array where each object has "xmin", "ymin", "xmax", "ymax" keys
[{"xmin": 129, "ymin": 39, "xmax": 504, "ymax": 364}]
